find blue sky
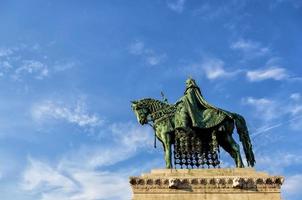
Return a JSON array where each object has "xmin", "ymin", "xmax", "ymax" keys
[{"xmin": 0, "ymin": 0, "xmax": 301, "ymax": 199}]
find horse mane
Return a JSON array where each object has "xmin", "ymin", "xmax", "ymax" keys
[{"xmin": 136, "ymin": 98, "xmax": 171, "ymax": 110}]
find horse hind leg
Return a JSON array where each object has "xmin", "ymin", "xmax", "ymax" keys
[
  {"xmin": 218, "ymin": 132, "xmax": 244, "ymax": 168},
  {"xmin": 230, "ymin": 138, "xmax": 244, "ymax": 168}
]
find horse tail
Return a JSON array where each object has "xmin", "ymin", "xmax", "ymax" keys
[{"xmin": 232, "ymin": 113, "xmax": 256, "ymax": 167}]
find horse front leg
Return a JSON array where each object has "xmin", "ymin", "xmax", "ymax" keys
[
  {"xmin": 155, "ymin": 126, "xmax": 172, "ymax": 169},
  {"xmin": 163, "ymin": 132, "xmax": 172, "ymax": 169},
  {"xmin": 164, "ymin": 143, "xmax": 172, "ymax": 168}
]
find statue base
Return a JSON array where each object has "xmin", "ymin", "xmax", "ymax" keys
[{"xmin": 129, "ymin": 168, "xmax": 284, "ymax": 200}]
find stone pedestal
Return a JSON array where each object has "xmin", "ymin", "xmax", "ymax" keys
[{"xmin": 129, "ymin": 168, "xmax": 284, "ymax": 200}]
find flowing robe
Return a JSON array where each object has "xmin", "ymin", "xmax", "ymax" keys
[{"xmin": 175, "ymin": 86, "xmax": 233, "ymax": 129}]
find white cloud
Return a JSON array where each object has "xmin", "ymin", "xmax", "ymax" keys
[
  {"xmin": 70, "ymin": 170, "xmax": 129, "ymax": 200},
  {"xmin": 13, "ymin": 60, "xmax": 49, "ymax": 80},
  {"xmin": 185, "ymin": 57, "xmax": 242, "ymax": 80},
  {"xmin": 110, "ymin": 122, "xmax": 153, "ymax": 150},
  {"xmin": 167, "ymin": 0, "xmax": 186, "ymax": 13},
  {"xmin": 243, "ymin": 97, "xmax": 273, "ymax": 106},
  {"xmin": 246, "ymin": 67, "xmax": 288, "ymax": 82},
  {"xmin": 231, "ymin": 39, "xmax": 270, "ymax": 59},
  {"xmin": 0, "ymin": 60, "xmax": 12, "ymax": 70},
  {"xmin": 283, "ymin": 174, "xmax": 302, "ymax": 198},
  {"xmin": 53, "ymin": 61, "xmax": 76, "ymax": 72},
  {"xmin": 252, "ymin": 122, "xmax": 283, "ymax": 138},
  {"xmin": 231, "ymin": 44, "xmax": 296, "ymax": 82},
  {"xmin": 0, "ymin": 47, "xmax": 14, "ymax": 57},
  {"xmin": 192, "ymin": 3, "xmax": 233, "ymax": 20},
  {"xmin": 243, "ymin": 95, "xmax": 302, "ymax": 134},
  {"xmin": 0, "ymin": 44, "xmax": 76, "ymax": 81},
  {"xmin": 202, "ymin": 58, "xmax": 241, "ymax": 80},
  {"xmin": 0, "ymin": 45, "xmax": 50, "ymax": 81},
  {"xmin": 129, "ymin": 41, "xmax": 145, "ymax": 55},
  {"xmin": 22, "ymin": 158, "xmax": 77, "ymax": 193},
  {"xmin": 21, "ymin": 122, "xmax": 154, "ymax": 200},
  {"xmin": 245, "ymin": 57, "xmax": 302, "ymax": 82},
  {"xmin": 242, "ymin": 97, "xmax": 279, "ymax": 121},
  {"xmin": 129, "ymin": 40, "xmax": 166, "ymax": 66},
  {"xmin": 31, "ymin": 100, "xmax": 103, "ymax": 128},
  {"xmin": 265, "ymin": 57, "xmax": 282, "ymax": 66},
  {"xmin": 203, "ymin": 59, "xmax": 226, "ymax": 79},
  {"xmin": 60, "ymin": 122, "xmax": 153, "ymax": 169},
  {"xmin": 146, "ymin": 55, "xmax": 165, "ymax": 66},
  {"xmin": 290, "ymin": 93, "xmax": 301, "ymax": 101},
  {"xmin": 256, "ymin": 152, "xmax": 302, "ymax": 174},
  {"xmin": 290, "ymin": 105, "xmax": 302, "ymax": 116},
  {"xmin": 0, "ymin": 61, "xmax": 13, "ymax": 77},
  {"xmin": 22, "ymin": 158, "xmax": 130, "ymax": 200},
  {"xmin": 231, "ymin": 39, "xmax": 270, "ymax": 54},
  {"xmin": 289, "ymin": 115, "xmax": 302, "ymax": 131}
]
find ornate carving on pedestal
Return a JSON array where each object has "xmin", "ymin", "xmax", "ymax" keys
[
  {"xmin": 130, "ymin": 168, "xmax": 284, "ymax": 200},
  {"xmin": 130, "ymin": 176, "xmax": 283, "ymax": 190},
  {"xmin": 168, "ymin": 178, "xmax": 181, "ymax": 189}
]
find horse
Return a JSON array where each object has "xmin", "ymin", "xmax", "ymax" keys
[{"xmin": 131, "ymin": 98, "xmax": 255, "ymax": 169}]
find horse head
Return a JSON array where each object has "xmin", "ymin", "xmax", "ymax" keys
[{"xmin": 131, "ymin": 99, "xmax": 150, "ymax": 125}]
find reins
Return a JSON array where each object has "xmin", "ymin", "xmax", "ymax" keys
[
  {"xmin": 146, "ymin": 122, "xmax": 157, "ymax": 148},
  {"xmin": 137, "ymin": 98, "xmax": 172, "ymax": 149}
]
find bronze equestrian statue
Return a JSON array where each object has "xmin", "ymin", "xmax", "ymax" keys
[{"xmin": 131, "ymin": 78, "xmax": 255, "ymax": 169}]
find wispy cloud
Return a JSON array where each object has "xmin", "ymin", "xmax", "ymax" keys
[
  {"xmin": 0, "ymin": 47, "xmax": 14, "ymax": 57},
  {"xmin": 129, "ymin": 40, "xmax": 166, "ymax": 66},
  {"xmin": 288, "ymin": 104, "xmax": 302, "ymax": 131},
  {"xmin": 202, "ymin": 58, "xmax": 241, "ymax": 80},
  {"xmin": 251, "ymin": 126, "xmax": 302, "ymax": 198},
  {"xmin": 21, "ymin": 122, "xmax": 154, "ymax": 200},
  {"xmin": 257, "ymin": 152, "xmax": 302, "ymax": 174},
  {"xmin": 13, "ymin": 60, "xmax": 49, "ymax": 81},
  {"xmin": 290, "ymin": 93, "xmax": 301, "ymax": 101},
  {"xmin": 185, "ymin": 57, "xmax": 241, "ymax": 80},
  {"xmin": 0, "ymin": 44, "xmax": 75, "ymax": 81},
  {"xmin": 270, "ymin": 0, "xmax": 302, "ymax": 9},
  {"xmin": 246, "ymin": 67, "xmax": 288, "ymax": 82},
  {"xmin": 203, "ymin": 58, "xmax": 228, "ymax": 79},
  {"xmin": 232, "ymin": 39, "xmax": 301, "ymax": 82},
  {"xmin": 129, "ymin": 41, "xmax": 144, "ymax": 55},
  {"xmin": 23, "ymin": 158, "xmax": 77, "ymax": 193},
  {"xmin": 22, "ymin": 158, "xmax": 130, "ymax": 200},
  {"xmin": 53, "ymin": 61, "xmax": 76, "ymax": 72},
  {"xmin": 231, "ymin": 39, "xmax": 270, "ymax": 59},
  {"xmin": 0, "ymin": 61, "xmax": 13, "ymax": 77},
  {"xmin": 71, "ymin": 123, "xmax": 153, "ymax": 168},
  {"xmin": 231, "ymin": 39, "xmax": 270, "ymax": 54},
  {"xmin": 290, "ymin": 105, "xmax": 302, "ymax": 116},
  {"xmin": 145, "ymin": 55, "xmax": 164, "ymax": 66},
  {"xmin": 283, "ymin": 174, "xmax": 302, "ymax": 199},
  {"xmin": 243, "ymin": 94, "xmax": 302, "ymax": 134},
  {"xmin": 110, "ymin": 122, "xmax": 153, "ymax": 150},
  {"xmin": 245, "ymin": 56, "xmax": 299, "ymax": 82},
  {"xmin": 192, "ymin": 3, "xmax": 233, "ymax": 20},
  {"xmin": 31, "ymin": 100, "xmax": 103, "ymax": 128},
  {"xmin": 167, "ymin": 0, "xmax": 186, "ymax": 13},
  {"xmin": 242, "ymin": 97, "xmax": 278, "ymax": 121}
]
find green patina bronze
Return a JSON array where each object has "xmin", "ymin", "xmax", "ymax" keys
[{"xmin": 131, "ymin": 78, "xmax": 255, "ymax": 169}]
